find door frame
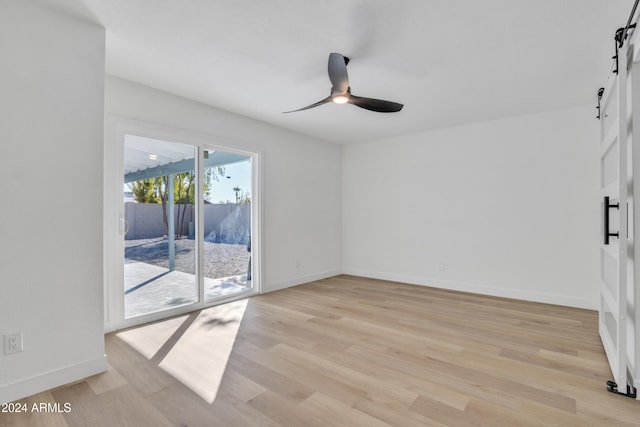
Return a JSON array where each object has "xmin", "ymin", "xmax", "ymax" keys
[{"xmin": 104, "ymin": 116, "xmax": 262, "ymax": 333}]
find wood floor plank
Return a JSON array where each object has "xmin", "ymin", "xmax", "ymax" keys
[
  {"xmin": 297, "ymin": 391, "xmax": 391, "ymax": 427},
  {"xmin": 84, "ymin": 363, "xmax": 127, "ymax": 396},
  {"xmin": 268, "ymin": 342, "xmax": 421, "ymax": 406},
  {"xmin": 340, "ymin": 339, "xmax": 525, "ymax": 411},
  {"xmin": 4, "ymin": 275, "xmax": 640, "ymax": 426},
  {"xmin": 234, "ymin": 340, "xmax": 366, "ymax": 406},
  {"xmin": 244, "ymin": 390, "xmax": 323, "ymax": 426},
  {"xmin": 145, "ymin": 382, "xmax": 222, "ymax": 426},
  {"xmin": 354, "ymin": 394, "xmax": 447, "ymax": 427},
  {"xmin": 226, "ymin": 352, "xmax": 315, "ymax": 403},
  {"xmin": 52, "ymin": 382, "xmax": 172, "ymax": 427},
  {"xmin": 217, "ymin": 368, "xmax": 266, "ymax": 402},
  {"xmin": 206, "ymin": 390, "xmax": 281, "ymax": 426}
]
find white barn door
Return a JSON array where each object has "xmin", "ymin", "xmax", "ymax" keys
[{"xmin": 599, "ymin": 42, "xmax": 629, "ymax": 396}]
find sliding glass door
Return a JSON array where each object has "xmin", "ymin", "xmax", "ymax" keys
[{"xmin": 120, "ymin": 134, "xmax": 257, "ymax": 324}]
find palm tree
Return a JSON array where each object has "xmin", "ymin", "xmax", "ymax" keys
[{"xmin": 233, "ymin": 186, "xmax": 241, "ymax": 204}]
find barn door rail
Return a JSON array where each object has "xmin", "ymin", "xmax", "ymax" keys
[{"xmin": 620, "ymin": 0, "xmax": 640, "ymax": 49}]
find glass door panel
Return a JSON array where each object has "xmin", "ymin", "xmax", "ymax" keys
[
  {"xmin": 202, "ymin": 150, "xmax": 253, "ymax": 301},
  {"xmin": 123, "ymin": 135, "xmax": 198, "ymax": 318}
]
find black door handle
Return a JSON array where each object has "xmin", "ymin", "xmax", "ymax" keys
[{"xmin": 604, "ymin": 196, "xmax": 620, "ymax": 245}]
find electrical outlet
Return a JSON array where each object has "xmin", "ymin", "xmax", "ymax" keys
[
  {"xmin": 295, "ymin": 259, "xmax": 300, "ymax": 269},
  {"xmin": 439, "ymin": 263, "xmax": 446, "ymax": 271},
  {"xmin": 4, "ymin": 332, "xmax": 23, "ymax": 355}
]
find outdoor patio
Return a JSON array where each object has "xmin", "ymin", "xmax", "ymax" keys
[{"xmin": 124, "ymin": 238, "xmax": 251, "ymax": 318}]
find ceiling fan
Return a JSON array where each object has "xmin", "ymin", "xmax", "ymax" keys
[{"xmin": 284, "ymin": 53, "xmax": 403, "ymax": 113}]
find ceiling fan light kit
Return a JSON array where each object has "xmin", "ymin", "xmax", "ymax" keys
[
  {"xmin": 332, "ymin": 94, "xmax": 349, "ymax": 104},
  {"xmin": 284, "ymin": 52, "xmax": 403, "ymax": 113}
]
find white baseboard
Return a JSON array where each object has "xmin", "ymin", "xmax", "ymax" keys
[
  {"xmin": 0, "ymin": 355, "xmax": 107, "ymax": 404},
  {"xmin": 265, "ymin": 269, "xmax": 342, "ymax": 293},
  {"xmin": 342, "ymin": 268, "xmax": 597, "ymax": 310}
]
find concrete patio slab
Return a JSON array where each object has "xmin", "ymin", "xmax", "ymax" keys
[{"xmin": 124, "ymin": 260, "xmax": 251, "ymax": 318}]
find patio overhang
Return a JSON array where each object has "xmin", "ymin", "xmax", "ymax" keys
[
  {"xmin": 124, "ymin": 151, "xmax": 248, "ymax": 183},
  {"xmin": 124, "ymin": 134, "xmax": 250, "ymax": 182}
]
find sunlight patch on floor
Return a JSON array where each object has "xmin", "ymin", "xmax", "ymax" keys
[
  {"xmin": 158, "ymin": 299, "xmax": 248, "ymax": 403},
  {"xmin": 117, "ymin": 315, "xmax": 189, "ymax": 359},
  {"xmin": 115, "ymin": 299, "xmax": 248, "ymax": 403}
]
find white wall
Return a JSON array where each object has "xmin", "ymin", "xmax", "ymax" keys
[
  {"xmin": 0, "ymin": 0, "xmax": 106, "ymax": 403},
  {"xmin": 104, "ymin": 77, "xmax": 342, "ymax": 295},
  {"xmin": 343, "ymin": 105, "xmax": 600, "ymax": 309}
]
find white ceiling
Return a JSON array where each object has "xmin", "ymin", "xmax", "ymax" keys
[{"xmin": 39, "ymin": 0, "xmax": 632, "ymax": 144}]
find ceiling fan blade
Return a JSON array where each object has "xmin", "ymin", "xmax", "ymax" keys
[
  {"xmin": 328, "ymin": 53, "xmax": 349, "ymax": 93},
  {"xmin": 283, "ymin": 96, "xmax": 332, "ymax": 113},
  {"xmin": 348, "ymin": 95, "xmax": 403, "ymax": 113}
]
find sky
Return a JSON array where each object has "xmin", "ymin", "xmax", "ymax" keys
[{"xmin": 206, "ymin": 160, "xmax": 252, "ymax": 203}]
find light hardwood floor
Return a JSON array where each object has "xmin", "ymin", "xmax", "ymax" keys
[{"xmin": 3, "ymin": 275, "xmax": 639, "ymax": 426}]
